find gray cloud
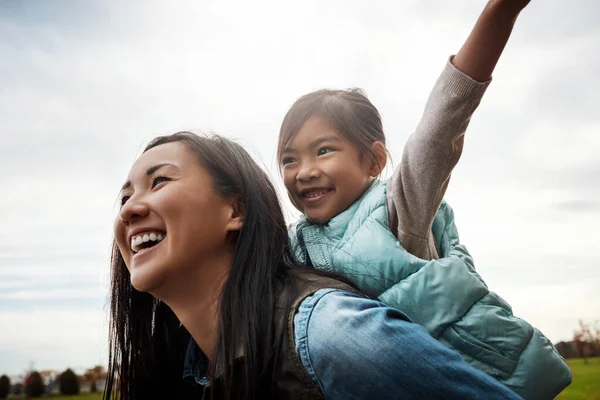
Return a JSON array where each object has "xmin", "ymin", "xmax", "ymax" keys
[
  {"xmin": 527, "ymin": 45, "xmax": 600, "ymax": 122},
  {"xmin": 554, "ymin": 200, "xmax": 600, "ymax": 212},
  {"xmin": 537, "ymin": 163, "xmax": 600, "ymax": 196},
  {"xmin": 519, "ymin": 0, "xmax": 600, "ymax": 45}
]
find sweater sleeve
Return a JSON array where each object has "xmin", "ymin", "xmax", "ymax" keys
[{"xmin": 386, "ymin": 57, "xmax": 490, "ymax": 260}]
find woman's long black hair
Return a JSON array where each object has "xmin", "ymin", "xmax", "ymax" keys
[{"xmin": 104, "ymin": 132, "xmax": 301, "ymax": 399}]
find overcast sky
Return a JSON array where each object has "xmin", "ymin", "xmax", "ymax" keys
[{"xmin": 1, "ymin": 0, "xmax": 598, "ymax": 377}]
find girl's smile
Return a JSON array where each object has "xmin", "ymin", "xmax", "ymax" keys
[{"xmin": 281, "ymin": 116, "xmax": 375, "ymax": 224}]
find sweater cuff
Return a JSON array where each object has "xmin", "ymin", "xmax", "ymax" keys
[{"xmin": 438, "ymin": 55, "xmax": 492, "ymax": 98}]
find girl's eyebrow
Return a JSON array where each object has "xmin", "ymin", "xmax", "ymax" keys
[
  {"xmin": 281, "ymin": 135, "xmax": 341, "ymax": 155},
  {"xmin": 120, "ymin": 163, "xmax": 177, "ymax": 191},
  {"xmin": 309, "ymin": 135, "xmax": 341, "ymax": 149}
]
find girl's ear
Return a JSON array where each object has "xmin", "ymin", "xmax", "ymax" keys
[{"xmin": 368, "ymin": 141, "xmax": 387, "ymax": 177}]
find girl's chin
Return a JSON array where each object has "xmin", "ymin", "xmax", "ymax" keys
[{"xmin": 305, "ymin": 212, "xmax": 332, "ymax": 225}]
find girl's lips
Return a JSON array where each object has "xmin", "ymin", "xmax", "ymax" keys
[{"xmin": 300, "ymin": 188, "xmax": 333, "ymax": 205}]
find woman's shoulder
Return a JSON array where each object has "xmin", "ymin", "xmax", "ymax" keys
[{"xmin": 285, "ymin": 268, "xmax": 356, "ymax": 295}]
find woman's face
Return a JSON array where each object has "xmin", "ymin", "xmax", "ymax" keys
[{"xmin": 114, "ymin": 142, "xmax": 241, "ymax": 293}]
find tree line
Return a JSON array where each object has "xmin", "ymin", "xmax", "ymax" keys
[
  {"xmin": 555, "ymin": 320, "xmax": 600, "ymax": 362},
  {"xmin": 0, "ymin": 365, "xmax": 106, "ymax": 398}
]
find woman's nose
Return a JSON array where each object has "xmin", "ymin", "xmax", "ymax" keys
[{"xmin": 119, "ymin": 195, "xmax": 150, "ymax": 224}]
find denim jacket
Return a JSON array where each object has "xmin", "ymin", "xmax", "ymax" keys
[{"xmin": 183, "ymin": 283, "xmax": 523, "ymax": 399}]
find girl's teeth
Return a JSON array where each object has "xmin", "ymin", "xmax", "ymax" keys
[
  {"xmin": 135, "ymin": 236, "xmax": 143, "ymax": 245},
  {"xmin": 157, "ymin": 233, "xmax": 164, "ymax": 240},
  {"xmin": 149, "ymin": 233, "xmax": 157, "ymax": 241},
  {"xmin": 143, "ymin": 234, "xmax": 150, "ymax": 242}
]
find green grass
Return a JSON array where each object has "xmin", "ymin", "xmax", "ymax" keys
[
  {"xmin": 558, "ymin": 357, "xmax": 600, "ymax": 400},
  {"xmin": 12, "ymin": 394, "xmax": 102, "ymax": 400},
  {"xmin": 7, "ymin": 359, "xmax": 598, "ymax": 399}
]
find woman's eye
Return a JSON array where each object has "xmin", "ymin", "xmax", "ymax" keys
[
  {"xmin": 317, "ymin": 147, "xmax": 334, "ymax": 156},
  {"xmin": 120, "ymin": 196, "xmax": 130, "ymax": 206},
  {"xmin": 151, "ymin": 176, "xmax": 170, "ymax": 188},
  {"xmin": 281, "ymin": 157, "xmax": 295, "ymax": 166}
]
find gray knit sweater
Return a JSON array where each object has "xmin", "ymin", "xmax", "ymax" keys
[{"xmin": 386, "ymin": 58, "xmax": 491, "ymax": 260}]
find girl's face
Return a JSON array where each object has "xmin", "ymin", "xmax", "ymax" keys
[
  {"xmin": 114, "ymin": 142, "xmax": 241, "ymax": 293},
  {"xmin": 280, "ymin": 116, "xmax": 374, "ymax": 224}
]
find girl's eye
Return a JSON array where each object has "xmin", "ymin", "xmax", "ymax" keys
[
  {"xmin": 281, "ymin": 157, "xmax": 295, "ymax": 166},
  {"xmin": 152, "ymin": 176, "xmax": 170, "ymax": 189},
  {"xmin": 317, "ymin": 147, "xmax": 334, "ymax": 156},
  {"xmin": 120, "ymin": 196, "xmax": 130, "ymax": 206}
]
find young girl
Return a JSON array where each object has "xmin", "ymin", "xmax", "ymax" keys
[{"xmin": 279, "ymin": 1, "xmax": 572, "ymax": 399}]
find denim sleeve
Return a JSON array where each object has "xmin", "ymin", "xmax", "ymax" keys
[{"xmin": 294, "ymin": 289, "xmax": 523, "ymax": 400}]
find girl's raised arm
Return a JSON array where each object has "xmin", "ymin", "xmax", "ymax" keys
[{"xmin": 387, "ymin": 0, "xmax": 530, "ymax": 259}]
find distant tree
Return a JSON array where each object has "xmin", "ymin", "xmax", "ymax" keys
[
  {"xmin": 574, "ymin": 321, "xmax": 589, "ymax": 362},
  {"xmin": 0, "ymin": 375, "xmax": 10, "ymax": 399},
  {"xmin": 573, "ymin": 319, "xmax": 600, "ymax": 363},
  {"xmin": 58, "ymin": 368, "xmax": 80, "ymax": 395},
  {"xmin": 84, "ymin": 365, "xmax": 107, "ymax": 381},
  {"xmin": 25, "ymin": 371, "xmax": 44, "ymax": 398},
  {"xmin": 12, "ymin": 382, "xmax": 23, "ymax": 395},
  {"xmin": 39, "ymin": 369, "xmax": 58, "ymax": 395},
  {"xmin": 39, "ymin": 369, "xmax": 58, "ymax": 382},
  {"xmin": 84, "ymin": 365, "xmax": 107, "ymax": 393},
  {"xmin": 593, "ymin": 321, "xmax": 600, "ymax": 351}
]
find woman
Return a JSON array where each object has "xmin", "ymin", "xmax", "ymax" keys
[{"xmin": 105, "ymin": 131, "xmax": 522, "ymax": 399}]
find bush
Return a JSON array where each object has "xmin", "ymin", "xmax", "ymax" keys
[
  {"xmin": 25, "ymin": 371, "xmax": 44, "ymax": 398},
  {"xmin": 12, "ymin": 382, "xmax": 23, "ymax": 395},
  {"xmin": 58, "ymin": 368, "xmax": 80, "ymax": 395},
  {"xmin": 90, "ymin": 380, "xmax": 97, "ymax": 393},
  {"xmin": 0, "ymin": 375, "xmax": 9, "ymax": 399}
]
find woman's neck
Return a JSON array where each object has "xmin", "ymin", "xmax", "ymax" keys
[{"xmin": 153, "ymin": 252, "xmax": 232, "ymax": 362}]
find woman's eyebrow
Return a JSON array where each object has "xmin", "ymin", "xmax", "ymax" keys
[
  {"xmin": 146, "ymin": 162, "xmax": 176, "ymax": 175},
  {"xmin": 120, "ymin": 163, "xmax": 177, "ymax": 191}
]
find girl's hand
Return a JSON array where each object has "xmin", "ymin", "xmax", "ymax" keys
[
  {"xmin": 490, "ymin": 0, "xmax": 531, "ymax": 15},
  {"xmin": 451, "ymin": 0, "xmax": 530, "ymax": 82}
]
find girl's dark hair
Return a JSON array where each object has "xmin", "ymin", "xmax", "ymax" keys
[
  {"xmin": 277, "ymin": 88, "xmax": 387, "ymax": 169},
  {"xmin": 105, "ymin": 132, "xmax": 301, "ymax": 400}
]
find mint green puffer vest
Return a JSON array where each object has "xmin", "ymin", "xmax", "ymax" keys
[{"xmin": 290, "ymin": 181, "xmax": 571, "ymax": 400}]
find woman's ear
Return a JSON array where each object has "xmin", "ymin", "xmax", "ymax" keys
[
  {"xmin": 368, "ymin": 141, "xmax": 387, "ymax": 177},
  {"xmin": 225, "ymin": 197, "xmax": 244, "ymax": 232}
]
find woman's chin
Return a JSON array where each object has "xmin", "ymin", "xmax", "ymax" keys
[{"xmin": 130, "ymin": 268, "xmax": 166, "ymax": 294}]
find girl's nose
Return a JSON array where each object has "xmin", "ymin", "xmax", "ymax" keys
[{"xmin": 296, "ymin": 162, "xmax": 321, "ymax": 182}]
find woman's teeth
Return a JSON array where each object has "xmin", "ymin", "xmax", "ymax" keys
[{"xmin": 130, "ymin": 232, "xmax": 166, "ymax": 253}]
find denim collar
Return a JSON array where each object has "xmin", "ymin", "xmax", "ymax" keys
[
  {"xmin": 182, "ymin": 338, "xmax": 244, "ymax": 387},
  {"xmin": 182, "ymin": 338, "xmax": 210, "ymax": 386}
]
